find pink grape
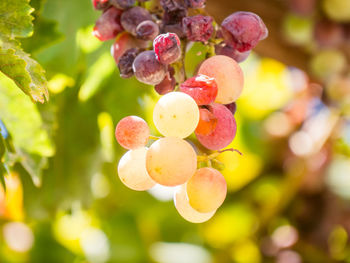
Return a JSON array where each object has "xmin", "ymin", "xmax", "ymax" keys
[
  {"xmin": 93, "ymin": 7, "xmax": 123, "ymax": 41},
  {"xmin": 174, "ymin": 184, "xmax": 216, "ymax": 223},
  {"xmin": 198, "ymin": 55, "xmax": 244, "ymax": 104},
  {"xmin": 179, "ymin": 74, "xmax": 218, "ymax": 105},
  {"xmin": 187, "ymin": 167, "xmax": 227, "ymax": 213},
  {"xmin": 195, "ymin": 103, "xmax": 236, "ymax": 150},
  {"xmin": 115, "ymin": 116, "xmax": 150, "ymax": 149},
  {"xmin": 221, "ymin": 11, "xmax": 268, "ymax": 52}
]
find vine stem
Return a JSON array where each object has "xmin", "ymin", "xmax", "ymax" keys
[{"xmin": 197, "ymin": 148, "xmax": 242, "ymax": 162}]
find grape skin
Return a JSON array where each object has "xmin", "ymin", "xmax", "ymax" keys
[
  {"xmin": 115, "ymin": 116, "xmax": 150, "ymax": 149},
  {"xmin": 174, "ymin": 184, "xmax": 216, "ymax": 223},
  {"xmin": 198, "ymin": 55, "xmax": 244, "ymax": 104},
  {"xmin": 195, "ymin": 103, "xmax": 236, "ymax": 150},
  {"xmin": 179, "ymin": 74, "xmax": 218, "ymax": 105},
  {"xmin": 187, "ymin": 167, "xmax": 227, "ymax": 213},
  {"xmin": 221, "ymin": 11, "xmax": 268, "ymax": 52},
  {"xmin": 133, "ymin": 51, "xmax": 167, "ymax": 85},
  {"xmin": 146, "ymin": 137, "xmax": 197, "ymax": 186},
  {"xmin": 118, "ymin": 147, "xmax": 156, "ymax": 191},
  {"xmin": 153, "ymin": 92, "xmax": 199, "ymax": 138},
  {"xmin": 93, "ymin": 7, "xmax": 123, "ymax": 41},
  {"xmin": 121, "ymin": 6, "xmax": 153, "ymax": 36}
]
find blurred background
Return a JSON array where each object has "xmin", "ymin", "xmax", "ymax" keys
[{"xmin": 1, "ymin": 0, "xmax": 350, "ymax": 262}]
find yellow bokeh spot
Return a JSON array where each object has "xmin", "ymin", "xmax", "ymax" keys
[
  {"xmin": 53, "ymin": 209, "xmax": 98, "ymax": 254},
  {"xmin": 48, "ymin": 74, "xmax": 75, "ymax": 94},
  {"xmin": 231, "ymin": 239, "xmax": 261, "ymax": 263},
  {"xmin": 239, "ymin": 58, "xmax": 292, "ymax": 119},
  {"xmin": 0, "ymin": 173, "xmax": 24, "ymax": 221},
  {"xmin": 203, "ymin": 204, "xmax": 257, "ymax": 248}
]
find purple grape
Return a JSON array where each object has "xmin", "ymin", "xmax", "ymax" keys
[
  {"xmin": 92, "ymin": 0, "xmax": 110, "ymax": 10},
  {"xmin": 110, "ymin": 0, "xmax": 135, "ymax": 9},
  {"xmin": 162, "ymin": 9, "xmax": 187, "ymax": 38},
  {"xmin": 118, "ymin": 48, "xmax": 140, "ymax": 78},
  {"xmin": 154, "ymin": 67, "xmax": 176, "ymax": 95},
  {"xmin": 185, "ymin": 0, "xmax": 205, "ymax": 8},
  {"xmin": 121, "ymin": 6, "xmax": 152, "ymax": 36},
  {"xmin": 224, "ymin": 102, "xmax": 236, "ymax": 115},
  {"xmin": 136, "ymin": 20, "xmax": 160, "ymax": 40},
  {"xmin": 160, "ymin": 0, "xmax": 186, "ymax": 12},
  {"xmin": 93, "ymin": 7, "xmax": 123, "ymax": 41},
  {"xmin": 153, "ymin": 33, "xmax": 181, "ymax": 65},
  {"xmin": 132, "ymin": 51, "xmax": 167, "ymax": 85},
  {"xmin": 215, "ymin": 43, "xmax": 250, "ymax": 63},
  {"xmin": 221, "ymin": 11, "xmax": 268, "ymax": 52},
  {"xmin": 183, "ymin": 15, "xmax": 213, "ymax": 42}
]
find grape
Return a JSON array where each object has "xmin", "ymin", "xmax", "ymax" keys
[
  {"xmin": 132, "ymin": 51, "xmax": 167, "ymax": 85},
  {"xmin": 182, "ymin": 15, "xmax": 213, "ymax": 42},
  {"xmin": 215, "ymin": 43, "xmax": 250, "ymax": 63},
  {"xmin": 195, "ymin": 103, "xmax": 236, "ymax": 150},
  {"xmin": 185, "ymin": 0, "xmax": 205, "ymax": 8},
  {"xmin": 136, "ymin": 20, "xmax": 160, "ymax": 41},
  {"xmin": 115, "ymin": 116, "xmax": 150, "ymax": 149},
  {"xmin": 187, "ymin": 167, "xmax": 227, "ymax": 213},
  {"xmin": 93, "ymin": 7, "xmax": 123, "ymax": 41},
  {"xmin": 110, "ymin": 0, "xmax": 135, "ymax": 10},
  {"xmin": 198, "ymin": 55, "xmax": 244, "ymax": 104},
  {"xmin": 322, "ymin": 0, "xmax": 350, "ymax": 22},
  {"xmin": 92, "ymin": 0, "xmax": 110, "ymax": 10},
  {"xmin": 225, "ymin": 102, "xmax": 236, "ymax": 115},
  {"xmin": 118, "ymin": 147, "xmax": 156, "ymax": 191},
  {"xmin": 121, "ymin": 6, "xmax": 152, "ymax": 36},
  {"xmin": 314, "ymin": 20, "xmax": 344, "ymax": 48},
  {"xmin": 162, "ymin": 9, "xmax": 187, "ymax": 38},
  {"xmin": 154, "ymin": 67, "xmax": 176, "ymax": 95},
  {"xmin": 179, "ymin": 74, "xmax": 218, "ymax": 105},
  {"xmin": 111, "ymin": 32, "xmax": 148, "ymax": 64},
  {"xmin": 310, "ymin": 50, "xmax": 347, "ymax": 80},
  {"xmin": 146, "ymin": 137, "xmax": 197, "ymax": 186},
  {"xmin": 221, "ymin": 11, "xmax": 268, "ymax": 52},
  {"xmin": 153, "ymin": 33, "xmax": 182, "ymax": 65},
  {"xmin": 118, "ymin": 48, "xmax": 139, "ymax": 78},
  {"xmin": 174, "ymin": 184, "xmax": 215, "ymax": 223},
  {"xmin": 160, "ymin": 0, "xmax": 186, "ymax": 12},
  {"xmin": 195, "ymin": 107, "xmax": 217, "ymax": 136},
  {"xmin": 153, "ymin": 92, "xmax": 199, "ymax": 138}
]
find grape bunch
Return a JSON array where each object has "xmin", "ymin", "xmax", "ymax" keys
[{"xmin": 92, "ymin": 0, "xmax": 267, "ymax": 223}]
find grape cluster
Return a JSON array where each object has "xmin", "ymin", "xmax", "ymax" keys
[{"xmin": 92, "ymin": 0, "xmax": 267, "ymax": 223}]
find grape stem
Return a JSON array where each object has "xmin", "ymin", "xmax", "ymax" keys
[{"xmin": 197, "ymin": 148, "xmax": 242, "ymax": 162}]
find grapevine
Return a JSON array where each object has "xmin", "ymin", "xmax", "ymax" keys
[{"xmin": 92, "ymin": 0, "xmax": 268, "ymax": 223}]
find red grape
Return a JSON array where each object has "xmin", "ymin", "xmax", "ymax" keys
[
  {"xmin": 221, "ymin": 11, "xmax": 268, "ymax": 52},
  {"xmin": 121, "ymin": 6, "xmax": 152, "ymax": 36},
  {"xmin": 179, "ymin": 74, "xmax": 218, "ymax": 105},
  {"xmin": 153, "ymin": 33, "xmax": 182, "ymax": 65},
  {"xmin": 183, "ymin": 15, "xmax": 213, "ymax": 42},
  {"xmin": 195, "ymin": 103, "xmax": 236, "ymax": 150},
  {"xmin": 195, "ymin": 107, "xmax": 218, "ymax": 136}
]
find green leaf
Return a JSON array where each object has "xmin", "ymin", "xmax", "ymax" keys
[
  {"xmin": 0, "ymin": 0, "xmax": 34, "ymax": 39},
  {"xmin": 0, "ymin": 36, "xmax": 49, "ymax": 103}
]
